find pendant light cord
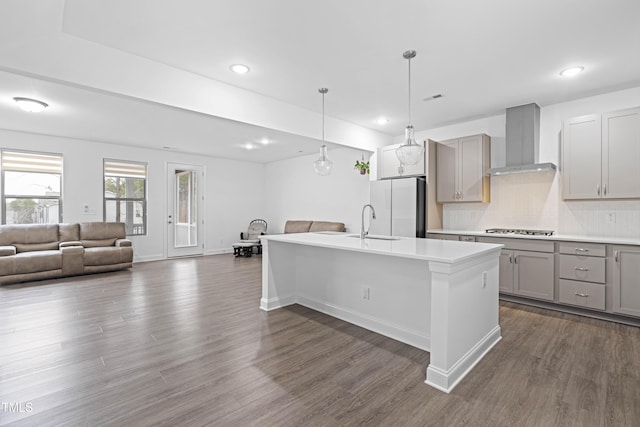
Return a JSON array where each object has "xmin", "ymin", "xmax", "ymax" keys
[
  {"xmin": 322, "ymin": 90, "xmax": 325, "ymax": 146},
  {"xmin": 408, "ymin": 55, "xmax": 412, "ymax": 126}
]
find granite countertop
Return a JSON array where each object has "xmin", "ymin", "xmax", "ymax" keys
[{"xmin": 427, "ymin": 229, "xmax": 640, "ymax": 246}]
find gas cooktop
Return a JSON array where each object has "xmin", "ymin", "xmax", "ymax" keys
[{"xmin": 485, "ymin": 228, "xmax": 555, "ymax": 236}]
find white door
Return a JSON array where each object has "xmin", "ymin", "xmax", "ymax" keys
[{"xmin": 167, "ymin": 163, "xmax": 204, "ymax": 257}]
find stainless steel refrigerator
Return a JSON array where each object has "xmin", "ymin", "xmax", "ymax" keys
[{"xmin": 368, "ymin": 177, "xmax": 426, "ymax": 238}]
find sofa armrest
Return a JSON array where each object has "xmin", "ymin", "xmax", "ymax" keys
[
  {"xmin": 0, "ymin": 245, "xmax": 16, "ymax": 256},
  {"xmin": 115, "ymin": 239, "xmax": 132, "ymax": 247},
  {"xmin": 60, "ymin": 241, "xmax": 83, "ymax": 248}
]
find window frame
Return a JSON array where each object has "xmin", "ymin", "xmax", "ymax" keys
[
  {"xmin": 103, "ymin": 159, "xmax": 148, "ymax": 236},
  {"xmin": 1, "ymin": 149, "xmax": 63, "ymax": 225}
]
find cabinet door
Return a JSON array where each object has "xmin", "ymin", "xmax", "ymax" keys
[
  {"xmin": 499, "ymin": 249, "xmax": 514, "ymax": 294},
  {"xmin": 612, "ymin": 246, "xmax": 640, "ymax": 317},
  {"xmin": 603, "ymin": 107, "xmax": 640, "ymax": 199},
  {"xmin": 562, "ymin": 114, "xmax": 602, "ymax": 199},
  {"xmin": 436, "ymin": 141, "xmax": 457, "ymax": 203},
  {"xmin": 459, "ymin": 135, "xmax": 484, "ymax": 202},
  {"xmin": 514, "ymin": 250, "xmax": 554, "ymax": 301}
]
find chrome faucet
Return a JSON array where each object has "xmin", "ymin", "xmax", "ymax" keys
[{"xmin": 360, "ymin": 204, "xmax": 376, "ymax": 240}]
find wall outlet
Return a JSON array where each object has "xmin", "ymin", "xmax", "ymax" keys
[
  {"xmin": 482, "ymin": 271, "xmax": 487, "ymax": 288},
  {"xmin": 607, "ymin": 212, "xmax": 616, "ymax": 223},
  {"xmin": 363, "ymin": 286, "xmax": 371, "ymax": 300}
]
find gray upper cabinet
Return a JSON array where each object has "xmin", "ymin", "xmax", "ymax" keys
[
  {"xmin": 436, "ymin": 134, "xmax": 490, "ymax": 203},
  {"xmin": 378, "ymin": 142, "xmax": 426, "ymax": 179},
  {"xmin": 563, "ymin": 107, "xmax": 640, "ymax": 200},
  {"xmin": 603, "ymin": 108, "xmax": 640, "ymax": 198}
]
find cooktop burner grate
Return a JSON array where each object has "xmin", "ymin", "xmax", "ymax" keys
[{"xmin": 485, "ymin": 228, "xmax": 555, "ymax": 236}]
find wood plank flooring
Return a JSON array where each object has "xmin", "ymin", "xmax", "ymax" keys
[{"xmin": 1, "ymin": 254, "xmax": 639, "ymax": 426}]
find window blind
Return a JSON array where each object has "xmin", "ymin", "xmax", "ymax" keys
[
  {"xmin": 1, "ymin": 151, "xmax": 63, "ymax": 174},
  {"xmin": 104, "ymin": 160, "xmax": 147, "ymax": 178}
]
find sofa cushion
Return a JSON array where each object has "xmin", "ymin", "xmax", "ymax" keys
[
  {"xmin": 81, "ymin": 238, "xmax": 117, "ymax": 248},
  {"xmin": 309, "ymin": 221, "xmax": 346, "ymax": 232},
  {"xmin": 13, "ymin": 250, "xmax": 62, "ymax": 274},
  {"xmin": 83, "ymin": 247, "xmax": 127, "ymax": 266},
  {"xmin": 59, "ymin": 223, "xmax": 80, "ymax": 242},
  {"xmin": 80, "ymin": 222, "xmax": 126, "ymax": 240},
  {"xmin": 284, "ymin": 220, "xmax": 313, "ymax": 234},
  {"xmin": 14, "ymin": 242, "xmax": 60, "ymax": 253},
  {"xmin": 0, "ymin": 246, "xmax": 16, "ymax": 256},
  {"xmin": 0, "ymin": 224, "xmax": 59, "ymax": 246}
]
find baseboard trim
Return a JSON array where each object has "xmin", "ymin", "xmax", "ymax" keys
[
  {"xmin": 426, "ymin": 325, "xmax": 502, "ymax": 393},
  {"xmin": 296, "ymin": 295, "xmax": 430, "ymax": 351}
]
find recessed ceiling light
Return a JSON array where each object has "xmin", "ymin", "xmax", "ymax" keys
[
  {"xmin": 13, "ymin": 97, "xmax": 48, "ymax": 112},
  {"xmin": 560, "ymin": 66, "xmax": 584, "ymax": 77},
  {"xmin": 376, "ymin": 118, "xmax": 389, "ymax": 125},
  {"xmin": 230, "ymin": 64, "xmax": 250, "ymax": 74},
  {"xmin": 245, "ymin": 143, "xmax": 254, "ymax": 150},
  {"xmin": 260, "ymin": 138, "xmax": 269, "ymax": 145}
]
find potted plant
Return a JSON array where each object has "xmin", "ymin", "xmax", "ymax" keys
[{"xmin": 354, "ymin": 160, "xmax": 370, "ymax": 175}]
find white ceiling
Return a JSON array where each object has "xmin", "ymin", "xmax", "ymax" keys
[{"xmin": 1, "ymin": 0, "xmax": 639, "ymax": 163}]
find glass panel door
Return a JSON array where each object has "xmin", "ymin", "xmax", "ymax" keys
[{"xmin": 167, "ymin": 163, "xmax": 204, "ymax": 257}]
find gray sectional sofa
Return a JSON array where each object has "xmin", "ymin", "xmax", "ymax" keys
[{"xmin": 0, "ymin": 222, "xmax": 133, "ymax": 285}]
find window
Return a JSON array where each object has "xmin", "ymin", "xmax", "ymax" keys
[
  {"xmin": 104, "ymin": 159, "xmax": 147, "ymax": 236},
  {"xmin": 1, "ymin": 150, "xmax": 63, "ymax": 224}
]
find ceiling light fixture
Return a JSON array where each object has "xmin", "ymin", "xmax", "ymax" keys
[
  {"xmin": 395, "ymin": 50, "xmax": 424, "ymax": 166},
  {"xmin": 245, "ymin": 143, "xmax": 254, "ymax": 150},
  {"xmin": 13, "ymin": 97, "xmax": 48, "ymax": 113},
  {"xmin": 260, "ymin": 138, "xmax": 269, "ymax": 145},
  {"xmin": 376, "ymin": 117, "xmax": 389, "ymax": 125},
  {"xmin": 230, "ymin": 64, "xmax": 250, "ymax": 74},
  {"xmin": 560, "ymin": 66, "xmax": 584, "ymax": 77},
  {"xmin": 313, "ymin": 88, "xmax": 334, "ymax": 176}
]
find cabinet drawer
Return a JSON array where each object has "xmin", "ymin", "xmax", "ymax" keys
[
  {"xmin": 459, "ymin": 235, "xmax": 476, "ymax": 242},
  {"xmin": 558, "ymin": 279, "xmax": 605, "ymax": 310},
  {"xmin": 558, "ymin": 241, "xmax": 606, "ymax": 257},
  {"xmin": 558, "ymin": 254, "xmax": 606, "ymax": 283},
  {"xmin": 477, "ymin": 237, "xmax": 554, "ymax": 253}
]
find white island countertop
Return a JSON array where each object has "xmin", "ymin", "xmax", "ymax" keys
[{"xmin": 260, "ymin": 232, "xmax": 503, "ymax": 263}]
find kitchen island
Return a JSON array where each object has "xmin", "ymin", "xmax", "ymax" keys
[{"xmin": 260, "ymin": 232, "xmax": 503, "ymax": 393}]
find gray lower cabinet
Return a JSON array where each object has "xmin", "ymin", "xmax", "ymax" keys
[
  {"xmin": 513, "ymin": 250, "xmax": 554, "ymax": 301},
  {"xmin": 478, "ymin": 236, "xmax": 555, "ymax": 301},
  {"xmin": 612, "ymin": 245, "xmax": 640, "ymax": 317}
]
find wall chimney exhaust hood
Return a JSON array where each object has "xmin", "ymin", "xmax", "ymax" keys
[{"xmin": 489, "ymin": 103, "xmax": 556, "ymax": 175}]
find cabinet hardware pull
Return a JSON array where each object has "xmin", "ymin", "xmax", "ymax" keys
[
  {"xmin": 575, "ymin": 248, "xmax": 589, "ymax": 253},
  {"xmin": 614, "ymin": 251, "xmax": 619, "ymax": 262},
  {"xmin": 575, "ymin": 292, "xmax": 589, "ymax": 297},
  {"xmin": 514, "ymin": 255, "xmax": 518, "ymax": 264},
  {"xmin": 509, "ymin": 254, "xmax": 512, "ymax": 263},
  {"xmin": 574, "ymin": 267, "xmax": 589, "ymax": 272},
  {"xmin": 603, "ymin": 184, "xmax": 607, "ymax": 195},
  {"xmin": 597, "ymin": 185, "xmax": 601, "ymax": 195}
]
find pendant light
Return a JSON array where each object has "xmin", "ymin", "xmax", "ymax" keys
[
  {"xmin": 395, "ymin": 50, "xmax": 424, "ymax": 166},
  {"xmin": 313, "ymin": 88, "xmax": 334, "ymax": 176}
]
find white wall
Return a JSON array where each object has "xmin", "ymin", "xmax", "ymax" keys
[
  {"xmin": 0, "ymin": 129, "xmax": 266, "ymax": 261},
  {"xmin": 265, "ymin": 147, "xmax": 372, "ymax": 234},
  {"xmin": 406, "ymin": 85, "xmax": 640, "ymax": 238}
]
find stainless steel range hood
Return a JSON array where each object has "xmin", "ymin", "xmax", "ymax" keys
[{"xmin": 489, "ymin": 103, "xmax": 556, "ymax": 175}]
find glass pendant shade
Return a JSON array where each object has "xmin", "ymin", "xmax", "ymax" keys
[
  {"xmin": 395, "ymin": 125, "xmax": 424, "ymax": 165},
  {"xmin": 314, "ymin": 144, "xmax": 334, "ymax": 176}
]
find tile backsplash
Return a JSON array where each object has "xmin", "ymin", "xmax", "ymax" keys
[{"xmin": 442, "ymin": 172, "xmax": 640, "ymax": 239}]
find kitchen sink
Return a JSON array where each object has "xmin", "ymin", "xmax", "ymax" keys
[{"xmin": 346, "ymin": 234, "xmax": 401, "ymax": 241}]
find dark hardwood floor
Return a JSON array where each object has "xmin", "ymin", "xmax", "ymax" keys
[{"xmin": 1, "ymin": 254, "xmax": 639, "ymax": 426}]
